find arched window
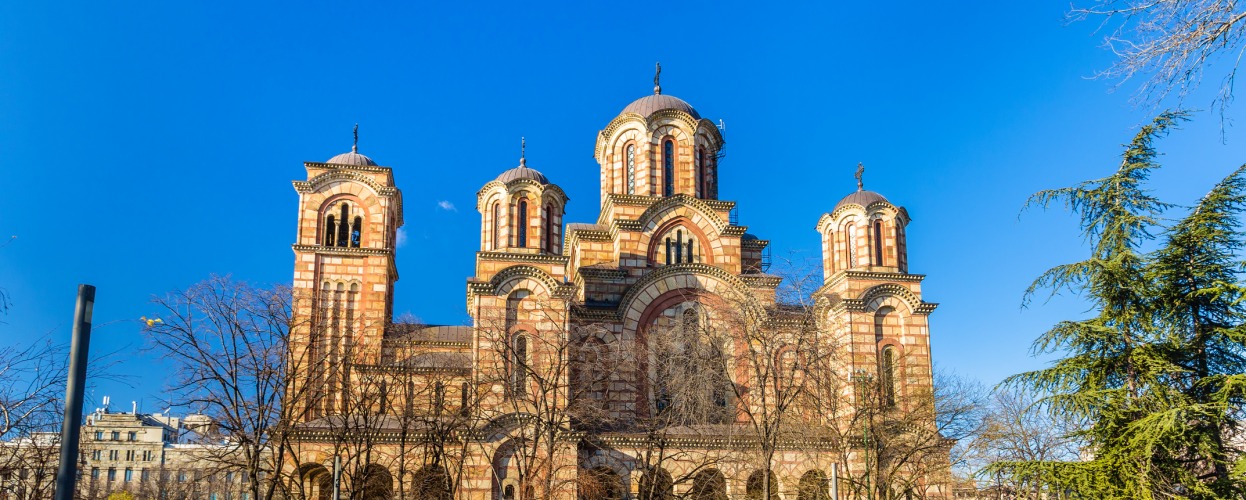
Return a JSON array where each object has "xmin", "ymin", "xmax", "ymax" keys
[
  {"xmin": 695, "ymin": 147, "xmax": 704, "ymax": 198},
  {"xmin": 492, "ymin": 202, "xmax": 501, "ymax": 250},
  {"xmin": 378, "ymin": 380, "xmax": 388, "ymax": 414},
  {"xmin": 511, "ymin": 334, "xmax": 528, "ymax": 397},
  {"xmin": 460, "ymin": 381, "xmax": 470, "ymax": 415},
  {"xmin": 873, "ymin": 219, "xmax": 884, "ymax": 265},
  {"xmin": 881, "ymin": 346, "xmax": 897, "ymax": 406},
  {"xmin": 406, "ymin": 381, "xmax": 415, "ymax": 415},
  {"xmin": 626, "ymin": 143, "xmax": 636, "ymax": 195},
  {"xmin": 324, "ymin": 215, "xmax": 336, "ymax": 246},
  {"xmin": 664, "ymin": 237, "xmax": 672, "ymax": 265},
  {"xmin": 663, "ymin": 140, "xmax": 675, "ymax": 196},
  {"xmin": 674, "ymin": 230, "xmax": 684, "ymax": 263},
  {"xmin": 516, "ymin": 199, "xmax": 528, "ymax": 248},
  {"xmin": 544, "ymin": 204, "xmax": 555, "ymax": 253},
  {"xmin": 682, "ymin": 308, "xmax": 699, "ymax": 332},
  {"xmin": 433, "ymin": 381, "xmax": 445, "ymax": 413},
  {"xmin": 845, "ymin": 221, "xmax": 857, "ymax": 267},
  {"xmin": 337, "ymin": 203, "xmax": 350, "ymax": 247},
  {"xmin": 350, "ymin": 216, "xmax": 362, "ymax": 248}
]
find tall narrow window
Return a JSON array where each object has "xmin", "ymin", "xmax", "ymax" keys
[
  {"xmin": 492, "ymin": 202, "xmax": 501, "ymax": 250},
  {"xmin": 845, "ymin": 223, "xmax": 857, "ymax": 268},
  {"xmin": 324, "ymin": 215, "xmax": 336, "ymax": 246},
  {"xmin": 881, "ymin": 346, "xmax": 897, "ymax": 406},
  {"xmin": 665, "ymin": 237, "xmax": 672, "ymax": 265},
  {"xmin": 433, "ymin": 381, "xmax": 445, "ymax": 413},
  {"xmin": 512, "ymin": 334, "xmax": 528, "ymax": 396},
  {"xmin": 663, "ymin": 140, "xmax": 675, "ymax": 196},
  {"xmin": 516, "ymin": 200, "xmax": 528, "ymax": 248},
  {"xmin": 351, "ymin": 216, "xmax": 362, "ymax": 248},
  {"xmin": 544, "ymin": 204, "xmax": 554, "ymax": 253},
  {"xmin": 626, "ymin": 144, "xmax": 636, "ymax": 195},
  {"xmin": 378, "ymin": 380, "xmax": 389, "ymax": 414},
  {"xmin": 675, "ymin": 230, "xmax": 684, "ymax": 263},
  {"xmin": 873, "ymin": 219, "xmax": 884, "ymax": 265},
  {"xmin": 687, "ymin": 239, "xmax": 695, "ymax": 263},
  {"xmin": 460, "ymin": 382, "xmax": 470, "ymax": 415},
  {"xmin": 337, "ymin": 203, "xmax": 350, "ymax": 247},
  {"xmin": 695, "ymin": 148, "xmax": 704, "ymax": 198}
]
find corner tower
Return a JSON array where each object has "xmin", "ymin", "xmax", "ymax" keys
[
  {"xmin": 816, "ymin": 168, "xmax": 934, "ymax": 410},
  {"xmin": 291, "ymin": 138, "xmax": 403, "ymax": 417}
]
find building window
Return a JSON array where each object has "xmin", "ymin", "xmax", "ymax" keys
[
  {"xmin": 141, "ymin": 469, "xmax": 150, "ymax": 481},
  {"xmin": 695, "ymin": 147, "xmax": 704, "ymax": 198},
  {"xmin": 881, "ymin": 346, "xmax": 897, "ymax": 407},
  {"xmin": 324, "ymin": 215, "xmax": 336, "ymax": 246},
  {"xmin": 626, "ymin": 143, "xmax": 636, "ymax": 195},
  {"xmin": 91, "ymin": 467, "xmax": 100, "ymax": 480},
  {"xmin": 111, "ymin": 431, "xmax": 119, "ymax": 441},
  {"xmin": 107, "ymin": 468, "xmax": 116, "ymax": 482},
  {"xmin": 492, "ymin": 202, "xmax": 501, "ymax": 250},
  {"xmin": 109, "ymin": 450, "xmax": 119, "ymax": 460},
  {"xmin": 511, "ymin": 334, "xmax": 528, "ymax": 397},
  {"xmin": 460, "ymin": 381, "xmax": 471, "ymax": 416},
  {"xmin": 92, "ymin": 450, "xmax": 101, "ymax": 460},
  {"xmin": 845, "ymin": 222, "xmax": 857, "ymax": 268},
  {"xmin": 94, "ymin": 431, "xmax": 103, "ymax": 441},
  {"xmin": 125, "ymin": 450, "xmax": 134, "ymax": 461},
  {"xmin": 351, "ymin": 216, "xmax": 362, "ymax": 247},
  {"xmin": 124, "ymin": 468, "xmax": 133, "ymax": 482},
  {"xmin": 873, "ymin": 219, "xmax": 885, "ymax": 266},
  {"xmin": 663, "ymin": 140, "xmax": 675, "ymax": 196},
  {"xmin": 516, "ymin": 200, "xmax": 528, "ymax": 248},
  {"xmin": 127, "ymin": 431, "xmax": 136, "ymax": 441}
]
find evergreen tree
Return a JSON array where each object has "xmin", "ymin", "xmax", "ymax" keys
[{"xmin": 994, "ymin": 112, "xmax": 1246, "ymax": 498}]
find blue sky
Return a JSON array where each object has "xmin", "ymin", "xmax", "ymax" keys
[{"xmin": 1, "ymin": 1, "xmax": 1242, "ymax": 411}]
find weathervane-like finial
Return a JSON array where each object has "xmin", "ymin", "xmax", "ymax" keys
[
  {"xmin": 520, "ymin": 136, "xmax": 526, "ymax": 167},
  {"xmin": 654, "ymin": 62, "xmax": 662, "ymax": 95},
  {"xmin": 855, "ymin": 162, "xmax": 865, "ymax": 191},
  {"xmin": 352, "ymin": 124, "xmax": 359, "ymax": 153}
]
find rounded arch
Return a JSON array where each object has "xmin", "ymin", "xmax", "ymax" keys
[
  {"xmin": 645, "ymin": 216, "xmax": 717, "ymax": 266},
  {"xmin": 687, "ymin": 469, "xmax": 727, "ymax": 500},
  {"xmin": 297, "ymin": 463, "xmax": 332, "ymax": 500},
  {"xmin": 410, "ymin": 465, "xmax": 452, "ymax": 500},
  {"xmin": 358, "ymin": 464, "xmax": 393, "ymax": 500},
  {"xmin": 618, "ymin": 266, "xmax": 756, "ymax": 335},
  {"xmin": 746, "ymin": 469, "xmax": 781, "ymax": 500},
  {"xmin": 797, "ymin": 470, "xmax": 830, "ymax": 500},
  {"xmin": 305, "ymin": 171, "xmax": 388, "ymax": 197},
  {"xmin": 577, "ymin": 466, "xmax": 624, "ymax": 500},
  {"xmin": 489, "ymin": 265, "xmax": 564, "ymax": 298},
  {"xmin": 637, "ymin": 467, "xmax": 674, "ymax": 500},
  {"xmin": 859, "ymin": 284, "xmax": 922, "ymax": 315}
]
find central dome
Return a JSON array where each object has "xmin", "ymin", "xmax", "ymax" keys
[
  {"xmin": 620, "ymin": 94, "xmax": 700, "ymax": 120},
  {"xmin": 834, "ymin": 190, "xmax": 889, "ymax": 210},
  {"xmin": 326, "ymin": 151, "xmax": 378, "ymax": 166}
]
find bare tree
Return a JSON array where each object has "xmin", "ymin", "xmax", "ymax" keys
[
  {"xmin": 145, "ymin": 275, "xmax": 314, "ymax": 500},
  {"xmin": 967, "ymin": 386, "xmax": 1083, "ymax": 497},
  {"xmin": 1072, "ymin": 0, "xmax": 1246, "ymax": 117}
]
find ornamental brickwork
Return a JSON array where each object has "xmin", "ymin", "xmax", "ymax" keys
[{"xmin": 285, "ymin": 84, "xmax": 947, "ymax": 500}]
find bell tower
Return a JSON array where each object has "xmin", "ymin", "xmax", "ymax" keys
[{"xmin": 290, "ymin": 131, "xmax": 403, "ymax": 418}]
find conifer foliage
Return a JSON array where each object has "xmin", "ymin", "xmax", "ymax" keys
[{"xmin": 998, "ymin": 112, "xmax": 1246, "ymax": 498}]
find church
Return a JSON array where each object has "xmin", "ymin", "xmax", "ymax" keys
[{"xmin": 283, "ymin": 69, "xmax": 946, "ymax": 500}]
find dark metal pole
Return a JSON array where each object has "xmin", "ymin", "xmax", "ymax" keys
[{"xmin": 54, "ymin": 284, "xmax": 94, "ymax": 500}]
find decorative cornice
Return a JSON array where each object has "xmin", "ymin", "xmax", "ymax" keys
[
  {"xmin": 822, "ymin": 271, "xmax": 926, "ymax": 292},
  {"xmin": 355, "ymin": 364, "xmax": 471, "ymax": 376},
  {"xmin": 617, "ymin": 263, "xmax": 755, "ymax": 317},
  {"xmin": 742, "ymin": 238, "xmax": 770, "ymax": 250},
  {"xmin": 740, "ymin": 274, "xmax": 782, "ymax": 289},
  {"xmin": 467, "ymin": 265, "xmax": 576, "ymax": 309},
  {"xmin": 476, "ymin": 251, "xmax": 570, "ymax": 266},
  {"xmin": 303, "ymin": 162, "xmax": 392, "ymax": 175},
  {"xmin": 292, "ymin": 244, "xmax": 394, "ymax": 257},
  {"xmin": 578, "ymin": 267, "xmax": 628, "ymax": 281},
  {"xmin": 721, "ymin": 225, "xmax": 748, "ymax": 237},
  {"xmin": 295, "ymin": 170, "xmax": 398, "ymax": 197}
]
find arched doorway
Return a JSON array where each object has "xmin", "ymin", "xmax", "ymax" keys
[
  {"xmin": 410, "ymin": 465, "xmax": 451, "ymax": 500},
  {"xmin": 797, "ymin": 470, "xmax": 830, "ymax": 500},
  {"xmin": 577, "ymin": 466, "xmax": 623, "ymax": 500},
  {"xmin": 746, "ymin": 469, "xmax": 780, "ymax": 500},
  {"xmin": 297, "ymin": 463, "xmax": 332, "ymax": 500},
  {"xmin": 687, "ymin": 469, "xmax": 727, "ymax": 500},
  {"xmin": 637, "ymin": 467, "xmax": 674, "ymax": 500},
  {"xmin": 358, "ymin": 464, "xmax": 392, "ymax": 500}
]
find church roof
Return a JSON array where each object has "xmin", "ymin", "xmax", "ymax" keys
[
  {"xmin": 620, "ymin": 93, "xmax": 701, "ymax": 120},
  {"xmin": 325, "ymin": 151, "xmax": 378, "ymax": 166},
  {"xmin": 496, "ymin": 160, "xmax": 549, "ymax": 184},
  {"xmin": 834, "ymin": 190, "xmax": 889, "ymax": 210}
]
